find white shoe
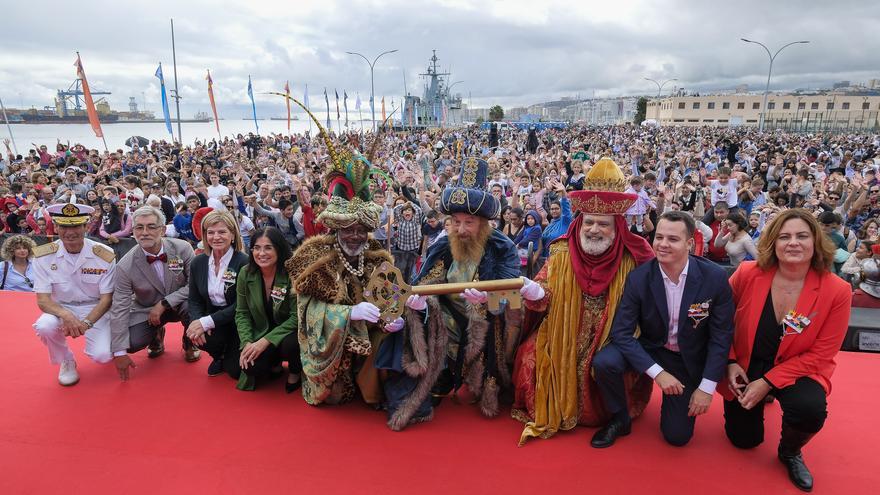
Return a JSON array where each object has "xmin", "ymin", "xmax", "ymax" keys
[{"xmin": 58, "ymin": 360, "xmax": 79, "ymax": 386}]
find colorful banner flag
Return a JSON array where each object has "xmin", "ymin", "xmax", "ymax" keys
[
  {"xmin": 343, "ymin": 91, "xmax": 349, "ymax": 128},
  {"xmin": 355, "ymin": 93, "xmax": 361, "ymax": 111},
  {"xmin": 74, "ymin": 53, "xmax": 104, "ymax": 139},
  {"xmin": 335, "ymin": 89, "xmax": 340, "ymax": 120},
  {"xmin": 323, "ymin": 88, "xmax": 330, "ymax": 129},
  {"xmin": 154, "ymin": 63, "xmax": 173, "ymax": 137},
  {"xmin": 381, "ymin": 96, "xmax": 386, "ymax": 122},
  {"xmin": 247, "ymin": 75, "xmax": 259, "ymax": 133},
  {"xmin": 284, "ymin": 80, "xmax": 291, "ymax": 134},
  {"xmin": 206, "ymin": 70, "xmax": 220, "ymax": 136}
]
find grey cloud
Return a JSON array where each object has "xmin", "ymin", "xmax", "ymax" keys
[{"xmin": 1, "ymin": 0, "xmax": 876, "ymax": 117}]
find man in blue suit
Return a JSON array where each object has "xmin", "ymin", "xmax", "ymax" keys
[{"xmin": 591, "ymin": 211, "xmax": 734, "ymax": 448}]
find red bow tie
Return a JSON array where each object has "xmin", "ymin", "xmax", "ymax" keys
[{"xmin": 147, "ymin": 253, "xmax": 168, "ymax": 264}]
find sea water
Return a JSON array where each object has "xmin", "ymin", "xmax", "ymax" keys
[{"xmin": 3, "ymin": 119, "xmax": 381, "ymax": 152}]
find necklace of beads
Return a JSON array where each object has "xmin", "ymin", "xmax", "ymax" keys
[{"xmin": 335, "ymin": 242, "xmax": 365, "ymax": 277}]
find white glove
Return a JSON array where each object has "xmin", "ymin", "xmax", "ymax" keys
[
  {"xmin": 520, "ymin": 277, "xmax": 545, "ymax": 301},
  {"xmin": 406, "ymin": 294, "xmax": 427, "ymax": 311},
  {"xmin": 461, "ymin": 288, "xmax": 489, "ymax": 305},
  {"xmin": 384, "ymin": 317, "xmax": 405, "ymax": 333},
  {"xmin": 350, "ymin": 302, "xmax": 381, "ymax": 323}
]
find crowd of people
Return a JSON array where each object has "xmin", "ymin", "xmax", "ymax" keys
[{"xmin": 1, "ymin": 119, "xmax": 877, "ymax": 491}]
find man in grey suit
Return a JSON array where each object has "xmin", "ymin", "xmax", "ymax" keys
[{"xmin": 110, "ymin": 206, "xmax": 200, "ymax": 380}]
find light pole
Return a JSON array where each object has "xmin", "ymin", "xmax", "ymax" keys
[
  {"xmin": 644, "ymin": 77, "xmax": 676, "ymax": 120},
  {"xmin": 346, "ymin": 49, "xmax": 398, "ymax": 131},
  {"xmin": 741, "ymin": 38, "xmax": 809, "ymax": 132}
]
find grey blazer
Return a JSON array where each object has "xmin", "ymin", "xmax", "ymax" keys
[{"xmin": 109, "ymin": 237, "xmax": 195, "ymax": 353}]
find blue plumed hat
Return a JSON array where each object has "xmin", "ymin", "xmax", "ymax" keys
[{"xmin": 438, "ymin": 157, "xmax": 500, "ymax": 219}]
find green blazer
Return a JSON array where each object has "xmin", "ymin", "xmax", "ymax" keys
[{"xmin": 235, "ymin": 265, "xmax": 297, "ymax": 349}]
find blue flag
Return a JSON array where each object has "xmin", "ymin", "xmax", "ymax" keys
[
  {"xmin": 247, "ymin": 75, "xmax": 259, "ymax": 133},
  {"xmin": 154, "ymin": 63, "xmax": 173, "ymax": 136}
]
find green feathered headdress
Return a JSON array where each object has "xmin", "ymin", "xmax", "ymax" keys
[{"xmin": 266, "ymin": 91, "xmax": 393, "ymax": 230}]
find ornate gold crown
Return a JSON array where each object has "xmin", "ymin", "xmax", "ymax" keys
[{"xmin": 584, "ymin": 157, "xmax": 627, "ymax": 192}]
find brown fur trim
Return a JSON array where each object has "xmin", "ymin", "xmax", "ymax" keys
[
  {"xmin": 464, "ymin": 359, "xmax": 485, "ymax": 397},
  {"xmin": 463, "ymin": 304, "xmax": 488, "ymax": 363},
  {"xmin": 497, "ymin": 306, "xmax": 523, "ymax": 387},
  {"xmin": 479, "ymin": 376, "xmax": 500, "ymax": 417},
  {"xmin": 401, "ymin": 304, "xmax": 430, "ymax": 377},
  {"xmin": 387, "ymin": 297, "xmax": 448, "ymax": 431},
  {"xmin": 286, "ymin": 235, "xmax": 392, "ymax": 302}
]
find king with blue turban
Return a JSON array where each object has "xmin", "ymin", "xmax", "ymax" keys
[{"xmin": 378, "ymin": 157, "xmax": 524, "ymax": 430}]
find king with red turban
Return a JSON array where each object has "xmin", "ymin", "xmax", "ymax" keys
[{"xmin": 512, "ymin": 158, "xmax": 656, "ymax": 445}]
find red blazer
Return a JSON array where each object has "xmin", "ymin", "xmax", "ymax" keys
[{"xmin": 721, "ymin": 261, "xmax": 852, "ymax": 402}]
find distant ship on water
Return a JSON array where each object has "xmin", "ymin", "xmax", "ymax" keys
[
  {"xmin": 10, "ymin": 80, "xmax": 212, "ymax": 124},
  {"xmin": 269, "ymin": 116, "xmax": 300, "ymax": 121}
]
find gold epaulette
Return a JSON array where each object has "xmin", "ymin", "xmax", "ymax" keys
[
  {"xmin": 33, "ymin": 242, "xmax": 58, "ymax": 258},
  {"xmin": 92, "ymin": 244, "xmax": 116, "ymax": 263}
]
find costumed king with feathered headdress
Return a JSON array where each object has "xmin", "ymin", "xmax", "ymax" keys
[
  {"xmin": 377, "ymin": 157, "xmax": 543, "ymax": 430},
  {"xmin": 280, "ymin": 94, "xmax": 399, "ymax": 407}
]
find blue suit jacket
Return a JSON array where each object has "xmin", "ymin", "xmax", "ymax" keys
[{"xmin": 609, "ymin": 255, "xmax": 735, "ymax": 385}]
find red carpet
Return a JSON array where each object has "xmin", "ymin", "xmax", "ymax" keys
[{"xmin": 0, "ymin": 291, "xmax": 875, "ymax": 494}]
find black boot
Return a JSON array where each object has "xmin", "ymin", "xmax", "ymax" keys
[{"xmin": 778, "ymin": 422, "xmax": 817, "ymax": 492}]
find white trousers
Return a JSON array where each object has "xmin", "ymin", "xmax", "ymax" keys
[{"xmin": 33, "ymin": 304, "xmax": 112, "ymax": 365}]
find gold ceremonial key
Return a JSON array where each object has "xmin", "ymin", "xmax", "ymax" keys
[{"xmin": 364, "ymin": 262, "xmax": 524, "ymax": 323}]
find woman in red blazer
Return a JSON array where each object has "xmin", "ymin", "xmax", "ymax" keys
[{"xmin": 724, "ymin": 209, "xmax": 851, "ymax": 493}]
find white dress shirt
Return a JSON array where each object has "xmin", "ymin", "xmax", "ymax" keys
[
  {"xmin": 142, "ymin": 246, "xmax": 165, "ymax": 286},
  {"xmin": 646, "ymin": 260, "xmax": 717, "ymax": 395},
  {"xmin": 199, "ymin": 247, "xmax": 233, "ymax": 331}
]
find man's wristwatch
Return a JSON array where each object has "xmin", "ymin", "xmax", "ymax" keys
[{"xmin": 82, "ymin": 318, "xmax": 94, "ymax": 329}]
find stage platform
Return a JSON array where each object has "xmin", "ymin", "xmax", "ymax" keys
[{"xmin": 0, "ymin": 291, "xmax": 875, "ymax": 494}]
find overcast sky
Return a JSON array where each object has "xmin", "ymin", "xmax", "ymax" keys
[{"xmin": 2, "ymin": 0, "xmax": 877, "ymax": 118}]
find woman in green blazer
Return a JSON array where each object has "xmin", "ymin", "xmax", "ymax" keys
[{"xmin": 235, "ymin": 227, "xmax": 301, "ymax": 391}]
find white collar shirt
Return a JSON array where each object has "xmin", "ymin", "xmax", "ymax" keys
[
  {"xmin": 659, "ymin": 260, "xmax": 689, "ymax": 353},
  {"xmin": 206, "ymin": 247, "xmax": 233, "ymax": 307},
  {"xmin": 142, "ymin": 245, "xmax": 165, "ymax": 286}
]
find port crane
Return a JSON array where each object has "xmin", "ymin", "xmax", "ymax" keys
[{"xmin": 56, "ymin": 78, "xmax": 111, "ymax": 116}]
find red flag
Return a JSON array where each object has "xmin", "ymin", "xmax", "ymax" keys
[
  {"xmin": 284, "ymin": 80, "xmax": 291, "ymax": 134},
  {"xmin": 206, "ymin": 70, "xmax": 221, "ymax": 136},
  {"xmin": 73, "ymin": 53, "xmax": 104, "ymax": 139}
]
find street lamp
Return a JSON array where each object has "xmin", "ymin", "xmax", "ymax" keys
[
  {"xmin": 644, "ymin": 77, "xmax": 677, "ymax": 98},
  {"xmin": 346, "ymin": 49, "xmax": 398, "ymax": 131},
  {"xmin": 645, "ymin": 77, "xmax": 677, "ymax": 120},
  {"xmin": 741, "ymin": 38, "xmax": 809, "ymax": 132}
]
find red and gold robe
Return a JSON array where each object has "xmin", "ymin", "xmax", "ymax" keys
[{"xmin": 511, "ymin": 242, "xmax": 653, "ymax": 445}]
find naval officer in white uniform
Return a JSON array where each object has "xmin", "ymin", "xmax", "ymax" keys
[{"xmin": 32, "ymin": 201, "xmax": 117, "ymax": 386}]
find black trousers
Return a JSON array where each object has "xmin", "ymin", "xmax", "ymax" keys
[
  {"xmin": 199, "ymin": 323, "xmax": 241, "ymax": 378},
  {"xmin": 392, "ymin": 249, "xmax": 420, "ymax": 282},
  {"xmin": 723, "ymin": 376, "xmax": 827, "ymax": 449},
  {"xmin": 593, "ymin": 345, "xmax": 699, "ymax": 447},
  {"xmin": 127, "ymin": 308, "xmax": 194, "ymax": 353},
  {"xmin": 241, "ymin": 333, "xmax": 302, "ymax": 378}
]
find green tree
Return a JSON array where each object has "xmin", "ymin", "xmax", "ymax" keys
[
  {"xmin": 475, "ymin": 116, "xmax": 484, "ymax": 125},
  {"xmin": 634, "ymin": 97, "xmax": 648, "ymax": 125},
  {"xmin": 489, "ymin": 105, "xmax": 504, "ymax": 121}
]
